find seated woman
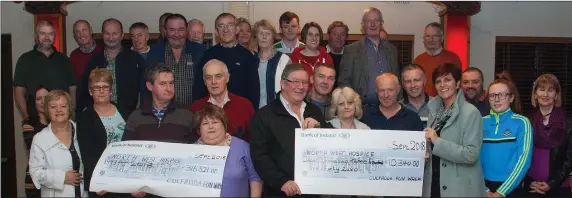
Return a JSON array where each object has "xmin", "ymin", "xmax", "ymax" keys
[
  {"xmin": 29, "ymin": 90, "xmax": 87, "ymax": 197},
  {"xmin": 481, "ymin": 79, "xmax": 532, "ymax": 197},
  {"xmin": 423, "ymin": 63, "xmax": 485, "ymax": 197},
  {"xmin": 77, "ymin": 68, "xmax": 130, "ymax": 197},
  {"xmin": 524, "ymin": 74, "xmax": 572, "ymax": 197},
  {"xmin": 326, "ymin": 86, "xmax": 369, "ymax": 129},
  {"xmin": 194, "ymin": 104, "xmax": 263, "ymax": 197},
  {"xmin": 24, "ymin": 87, "xmax": 49, "ymax": 197},
  {"xmin": 252, "ymin": 19, "xmax": 291, "ymax": 108}
]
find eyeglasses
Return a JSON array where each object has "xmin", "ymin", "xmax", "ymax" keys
[
  {"xmin": 90, "ymin": 85, "xmax": 111, "ymax": 91},
  {"xmin": 216, "ymin": 23, "xmax": 236, "ymax": 30},
  {"xmin": 488, "ymin": 92, "xmax": 512, "ymax": 100},
  {"xmin": 423, "ymin": 34, "xmax": 442, "ymax": 40},
  {"xmin": 284, "ymin": 79, "xmax": 309, "ymax": 86},
  {"xmin": 362, "ymin": 19, "xmax": 383, "ymax": 25}
]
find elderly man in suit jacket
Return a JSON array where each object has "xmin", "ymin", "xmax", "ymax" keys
[{"xmin": 338, "ymin": 7, "xmax": 399, "ymax": 107}]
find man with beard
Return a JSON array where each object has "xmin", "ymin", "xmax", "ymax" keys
[
  {"xmin": 70, "ymin": 20, "xmax": 104, "ymax": 82},
  {"xmin": 305, "ymin": 64, "xmax": 336, "ymax": 116},
  {"xmin": 197, "ymin": 13, "xmax": 259, "ymax": 107},
  {"xmin": 414, "ymin": 22, "xmax": 462, "ymax": 97},
  {"xmin": 146, "ymin": 13, "xmax": 206, "ymax": 107},
  {"xmin": 187, "ymin": 19, "xmax": 205, "ymax": 44},
  {"xmin": 461, "ymin": 67, "xmax": 490, "ymax": 116},
  {"xmin": 399, "ymin": 64, "xmax": 432, "ymax": 118},
  {"xmin": 362, "ymin": 73, "xmax": 423, "ymax": 131},
  {"xmin": 325, "ymin": 21, "xmax": 348, "ymax": 82},
  {"xmin": 77, "ymin": 18, "xmax": 144, "ymax": 116},
  {"xmin": 338, "ymin": 7, "xmax": 399, "ymax": 108},
  {"xmin": 14, "ymin": 20, "xmax": 76, "ymax": 130},
  {"xmin": 129, "ymin": 22, "xmax": 151, "ymax": 60}
]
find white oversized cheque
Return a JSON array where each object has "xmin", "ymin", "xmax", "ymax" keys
[
  {"xmin": 295, "ymin": 128, "xmax": 426, "ymax": 197},
  {"xmin": 90, "ymin": 141, "xmax": 229, "ymax": 197}
]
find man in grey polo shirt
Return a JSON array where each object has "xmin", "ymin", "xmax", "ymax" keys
[{"xmin": 399, "ymin": 64, "xmax": 432, "ymax": 119}]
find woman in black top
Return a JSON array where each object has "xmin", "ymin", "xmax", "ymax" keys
[
  {"xmin": 77, "ymin": 68, "xmax": 130, "ymax": 197},
  {"xmin": 23, "ymin": 87, "xmax": 49, "ymax": 197}
]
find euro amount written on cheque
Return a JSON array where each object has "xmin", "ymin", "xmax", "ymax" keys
[{"xmin": 294, "ymin": 128, "xmax": 426, "ymax": 197}]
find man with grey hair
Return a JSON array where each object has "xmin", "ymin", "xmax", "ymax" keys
[
  {"xmin": 14, "ymin": 20, "xmax": 76, "ymax": 130},
  {"xmin": 338, "ymin": 7, "xmax": 399, "ymax": 108},
  {"xmin": 362, "ymin": 73, "xmax": 422, "ymax": 131},
  {"xmin": 414, "ymin": 22, "xmax": 462, "ymax": 97},
  {"xmin": 70, "ymin": 20, "xmax": 104, "ymax": 82},
  {"xmin": 187, "ymin": 19, "xmax": 205, "ymax": 44},
  {"xmin": 251, "ymin": 63, "xmax": 331, "ymax": 197},
  {"xmin": 190, "ymin": 59, "xmax": 255, "ymax": 142}
]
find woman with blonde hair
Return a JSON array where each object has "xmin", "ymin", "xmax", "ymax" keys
[
  {"xmin": 523, "ymin": 73, "xmax": 571, "ymax": 197},
  {"xmin": 236, "ymin": 17, "xmax": 254, "ymax": 53},
  {"xmin": 327, "ymin": 87, "xmax": 369, "ymax": 129},
  {"xmin": 252, "ymin": 19, "xmax": 291, "ymax": 108},
  {"xmin": 29, "ymin": 90, "xmax": 87, "ymax": 197}
]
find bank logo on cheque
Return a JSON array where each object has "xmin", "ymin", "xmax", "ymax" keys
[
  {"xmin": 145, "ymin": 144, "xmax": 156, "ymax": 149},
  {"xmin": 339, "ymin": 133, "xmax": 350, "ymax": 139}
]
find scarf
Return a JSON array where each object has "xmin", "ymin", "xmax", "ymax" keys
[{"xmin": 532, "ymin": 107, "xmax": 566, "ymax": 148}]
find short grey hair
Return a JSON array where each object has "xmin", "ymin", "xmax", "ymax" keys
[
  {"xmin": 202, "ymin": 59, "xmax": 229, "ymax": 74},
  {"xmin": 35, "ymin": 20, "xmax": 55, "ymax": 34},
  {"xmin": 281, "ymin": 64, "xmax": 307, "ymax": 80},
  {"xmin": 188, "ymin": 19, "xmax": 204, "ymax": 27},
  {"xmin": 375, "ymin": 73, "xmax": 400, "ymax": 88},
  {"xmin": 425, "ymin": 22, "xmax": 444, "ymax": 36},
  {"xmin": 362, "ymin": 7, "xmax": 384, "ymax": 25},
  {"xmin": 145, "ymin": 63, "xmax": 174, "ymax": 84}
]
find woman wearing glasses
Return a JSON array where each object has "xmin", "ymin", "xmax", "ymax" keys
[
  {"xmin": 523, "ymin": 74, "xmax": 572, "ymax": 197},
  {"xmin": 77, "ymin": 68, "xmax": 130, "ymax": 197},
  {"xmin": 481, "ymin": 79, "xmax": 532, "ymax": 197},
  {"xmin": 423, "ymin": 63, "xmax": 485, "ymax": 197}
]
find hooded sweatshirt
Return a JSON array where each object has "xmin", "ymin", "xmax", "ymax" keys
[{"xmin": 289, "ymin": 46, "xmax": 334, "ymax": 80}]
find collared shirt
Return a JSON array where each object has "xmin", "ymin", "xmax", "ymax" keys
[
  {"xmin": 427, "ymin": 47, "xmax": 443, "ymax": 56},
  {"xmin": 399, "ymin": 93, "xmax": 432, "ymax": 118},
  {"xmin": 104, "ymin": 48, "xmax": 120, "ymax": 103},
  {"xmin": 326, "ymin": 44, "xmax": 344, "ymax": 55},
  {"xmin": 468, "ymin": 91, "xmax": 491, "ymax": 116},
  {"xmin": 152, "ymin": 103, "xmax": 170, "ymax": 121},
  {"xmin": 280, "ymin": 94, "xmax": 306, "ymax": 128},
  {"xmin": 272, "ymin": 39, "xmax": 305, "ymax": 55},
  {"xmin": 208, "ymin": 91, "xmax": 231, "ymax": 108},
  {"xmin": 79, "ymin": 40, "xmax": 97, "ymax": 54},
  {"xmin": 164, "ymin": 42, "xmax": 195, "ymax": 106},
  {"xmin": 364, "ymin": 37, "xmax": 390, "ymax": 104}
]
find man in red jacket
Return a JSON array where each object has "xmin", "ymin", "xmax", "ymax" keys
[{"xmin": 190, "ymin": 59, "xmax": 255, "ymax": 142}]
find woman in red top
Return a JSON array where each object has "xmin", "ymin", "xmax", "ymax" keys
[{"xmin": 289, "ymin": 22, "xmax": 333, "ymax": 83}]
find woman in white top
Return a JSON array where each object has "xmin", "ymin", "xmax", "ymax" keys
[
  {"xmin": 252, "ymin": 19, "xmax": 291, "ymax": 109},
  {"xmin": 327, "ymin": 86, "xmax": 370, "ymax": 129},
  {"xmin": 29, "ymin": 90, "xmax": 87, "ymax": 197}
]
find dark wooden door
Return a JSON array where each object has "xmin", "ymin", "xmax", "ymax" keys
[{"xmin": 1, "ymin": 34, "xmax": 17, "ymax": 197}]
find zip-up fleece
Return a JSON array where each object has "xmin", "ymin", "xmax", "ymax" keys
[
  {"xmin": 289, "ymin": 46, "xmax": 333, "ymax": 79},
  {"xmin": 122, "ymin": 101, "xmax": 198, "ymax": 143},
  {"xmin": 481, "ymin": 108, "xmax": 533, "ymax": 196}
]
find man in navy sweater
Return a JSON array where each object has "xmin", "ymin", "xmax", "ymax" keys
[{"xmin": 198, "ymin": 13, "xmax": 260, "ymax": 108}]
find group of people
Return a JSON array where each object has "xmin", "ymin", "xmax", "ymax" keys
[{"xmin": 14, "ymin": 5, "xmax": 571, "ymax": 198}]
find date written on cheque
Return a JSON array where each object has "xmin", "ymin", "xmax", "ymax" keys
[
  {"xmin": 182, "ymin": 164, "xmax": 219, "ymax": 175},
  {"xmin": 388, "ymin": 141, "xmax": 426, "ymax": 151}
]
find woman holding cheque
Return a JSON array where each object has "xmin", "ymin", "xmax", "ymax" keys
[
  {"xmin": 423, "ymin": 63, "xmax": 485, "ymax": 197},
  {"xmin": 194, "ymin": 104, "xmax": 263, "ymax": 197},
  {"xmin": 481, "ymin": 79, "xmax": 532, "ymax": 197},
  {"xmin": 29, "ymin": 90, "xmax": 87, "ymax": 197}
]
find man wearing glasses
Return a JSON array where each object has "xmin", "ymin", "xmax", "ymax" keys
[
  {"xmin": 197, "ymin": 13, "xmax": 260, "ymax": 108},
  {"xmin": 413, "ymin": 22, "xmax": 462, "ymax": 97},
  {"xmin": 338, "ymin": 7, "xmax": 399, "ymax": 112}
]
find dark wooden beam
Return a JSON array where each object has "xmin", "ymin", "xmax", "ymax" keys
[
  {"xmin": 22, "ymin": 1, "xmax": 73, "ymax": 15},
  {"xmin": 441, "ymin": 1, "xmax": 481, "ymax": 16}
]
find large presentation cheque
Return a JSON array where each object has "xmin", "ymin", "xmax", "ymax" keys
[
  {"xmin": 90, "ymin": 141, "xmax": 230, "ymax": 197},
  {"xmin": 295, "ymin": 128, "xmax": 426, "ymax": 197}
]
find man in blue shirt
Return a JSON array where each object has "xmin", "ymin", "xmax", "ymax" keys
[
  {"xmin": 304, "ymin": 63, "xmax": 336, "ymax": 116},
  {"xmin": 362, "ymin": 73, "xmax": 423, "ymax": 131}
]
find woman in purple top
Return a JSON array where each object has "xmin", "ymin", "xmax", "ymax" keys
[
  {"xmin": 194, "ymin": 104, "xmax": 263, "ymax": 197},
  {"xmin": 524, "ymin": 74, "xmax": 572, "ymax": 197}
]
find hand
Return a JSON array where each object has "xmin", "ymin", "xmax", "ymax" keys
[
  {"xmin": 537, "ymin": 181, "xmax": 550, "ymax": 192},
  {"xmin": 529, "ymin": 181, "xmax": 545, "ymax": 194},
  {"xmin": 486, "ymin": 191, "xmax": 494, "ymax": 198},
  {"xmin": 424, "ymin": 128, "xmax": 439, "ymax": 143},
  {"xmin": 303, "ymin": 118, "xmax": 320, "ymax": 129},
  {"xmin": 131, "ymin": 191, "xmax": 146, "ymax": 197},
  {"xmin": 425, "ymin": 151, "xmax": 430, "ymax": 163},
  {"xmin": 96, "ymin": 190, "xmax": 108, "ymax": 196},
  {"xmin": 23, "ymin": 124, "xmax": 34, "ymax": 132},
  {"xmin": 491, "ymin": 192, "xmax": 504, "ymax": 197},
  {"xmin": 280, "ymin": 180, "xmax": 300, "ymax": 196},
  {"xmin": 64, "ymin": 170, "xmax": 81, "ymax": 186}
]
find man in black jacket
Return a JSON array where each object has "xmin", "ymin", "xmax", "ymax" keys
[
  {"xmin": 77, "ymin": 18, "xmax": 144, "ymax": 117},
  {"xmin": 250, "ymin": 63, "xmax": 332, "ymax": 197}
]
